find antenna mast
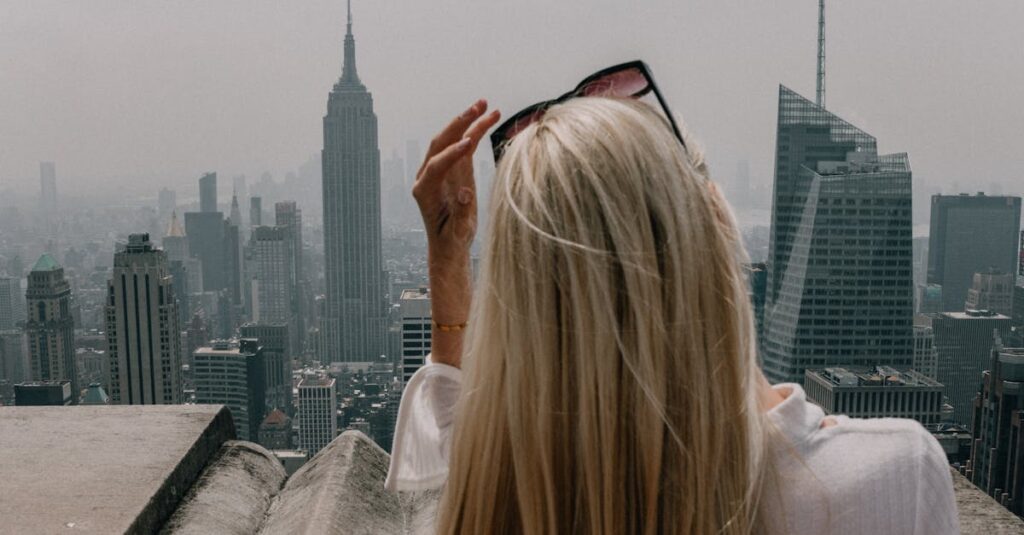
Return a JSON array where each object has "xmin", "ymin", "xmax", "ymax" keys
[{"xmin": 816, "ymin": 0, "xmax": 826, "ymax": 107}]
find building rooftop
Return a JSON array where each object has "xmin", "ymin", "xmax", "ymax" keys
[
  {"xmin": 299, "ymin": 376, "xmax": 336, "ymax": 388},
  {"xmin": 399, "ymin": 287, "xmax": 430, "ymax": 300},
  {"xmin": 262, "ymin": 408, "xmax": 289, "ymax": 426},
  {"xmin": 0, "ymin": 405, "xmax": 1018, "ymax": 533},
  {"xmin": 30, "ymin": 253, "xmax": 60, "ymax": 272},
  {"xmin": 807, "ymin": 366, "xmax": 942, "ymax": 388},
  {"xmin": 942, "ymin": 310, "xmax": 1012, "ymax": 320}
]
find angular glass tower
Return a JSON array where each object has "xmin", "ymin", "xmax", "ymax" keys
[
  {"xmin": 320, "ymin": 4, "xmax": 387, "ymax": 363},
  {"xmin": 762, "ymin": 86, "xmax": 914, "ymax": 384}
]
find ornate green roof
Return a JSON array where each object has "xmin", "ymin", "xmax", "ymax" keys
[{"xmin": 30, "ymin": 253, "xmax": 60, "ymax": 272}]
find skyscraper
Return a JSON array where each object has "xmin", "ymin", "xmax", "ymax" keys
[
  {"xmin": 105, "ymin": 234, "xmax": 182, "ymax": 404},
  {"xmin": 193, "ymin": 339, "xmax": 266, "ymax": 441},
  {"xmin": 250, "ymin": 226, "xmax": 295, "ymax": 344},
  {"xmin": 39, "ymin": 162, "xmax": 57, "ymax": 216},
  {"xmin": 969, "ymin": 342, "xmax": 1024, "ymax": 516},
  {"xmin": 276, "ymin": 201, "xmax": 305, "ymax": 352},
  {"xmin": 163, "ymin": 212, "xmax": 193, "ymax": 325},
  {"xmin": 25, "ymin": 254, "xmax": 77, "ymax": 401},
  {"xmin": 298, "ymin": 376, "xmax": 337, "ymax": 456},
  {"xmin": 240, "ymin": 323, "xmax": 291, "ymax": 415},
  {"xmin": 964, "ymin": 269, "xmax": 1015, "ymax": 316},
  {"xmin": 399, "ymin": 287, "xmax": 431, "ymax": 385},
  {"xmin": 0, "ymin": 276, "xmax": 16, "ymax": 330},
  {"xmin": 250, "ymin": 197, "xmax": 263, "ymax": 228},
  {"xmin": 926, "ymin": 310, "xmax": 1012, "ymax": 425},
  {"xmin": 199, "ymin": 172, "xmax": 218, "ymax": 213},
  {"xmin": 320, "ymin": 3, "xmax": 387, "ymax": 363},
  {"xmin": 927, "ymin": 193, "xmax": 1021, "ymax": 312},
  {"xmin": 762, "ymin": 87, "xmax": 914, "ymax": 384}
]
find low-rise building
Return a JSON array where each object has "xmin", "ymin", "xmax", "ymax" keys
[{"xmin": 804, "ymin": 366, "xmax": 946, "ymax": 424}]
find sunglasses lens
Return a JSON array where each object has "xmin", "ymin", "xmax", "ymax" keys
[{"xmin": 580, "ymin": 67, "xmax": 649, "ymax": 97}]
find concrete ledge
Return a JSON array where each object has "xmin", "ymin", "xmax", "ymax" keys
[
  {"xmin": 0, "ymin": 405, "xmax": 234, "ymax": 535},
  {"xmin": 954, "ymin": 470, "xmax": 1024, "ymax": 534},
  {"xmin": 161, "ymin": 441, "xmax": 286, "ymax": 535},
  {"xmin": 259, "ymin": 430, "xmax": 437, "ymax": 534}
]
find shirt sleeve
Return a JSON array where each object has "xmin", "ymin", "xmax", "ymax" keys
[
  {"xmin": 384, "ymin": 359, "xmax": 463, "ymax": 492},
  {"xmin": 914, "ymin": 428, "xmax": 959, "ymax": 535}
]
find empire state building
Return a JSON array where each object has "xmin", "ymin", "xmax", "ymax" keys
[{"xmin": 320, "ymin": 3, "xmax": 387, "ymax": 362}]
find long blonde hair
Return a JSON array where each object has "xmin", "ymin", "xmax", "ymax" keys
[{"xmin": 437, "ymin": 97, "xmax": 771, "ymax": 534}]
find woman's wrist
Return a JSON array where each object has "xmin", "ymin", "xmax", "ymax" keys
[{"xmin": 427, "ymin": 246, "xmax": 472, "ymax": 368}]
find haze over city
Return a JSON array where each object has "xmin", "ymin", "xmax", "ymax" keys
[{"xmin": 2, "ymin": 0, "xmax": 1022, "ymax": 224}]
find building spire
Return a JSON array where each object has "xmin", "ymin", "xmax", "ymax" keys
[
  {"xmin": 339, "ymin": 0, "xmax": 362, "ymax": 87},
  {"xmin": 816, "ymin": 0, "xmax": 826, "ymax": 108}
]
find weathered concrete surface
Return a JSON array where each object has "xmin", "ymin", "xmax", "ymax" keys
[
  {"xmin": 0, "ymin": 405, "xmax": 234, "ymax": 535},
  {"xmin": 259, "ymin": 430, "xmax": 438, "ymax": 535},
  {"xmin": 161, "ymin": 441, "xmax": 286, "ymax": 535},
  {"xmin": 954, "ymin": 470, "xmax": 1024, "ymax": 534}
]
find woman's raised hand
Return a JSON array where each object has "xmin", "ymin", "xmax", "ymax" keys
[
  {"xmin": 412, "ymin": 99, "xmax": 500, "ymax": 368},
  {"xmin": 413, "ymin": 99, "xmax": 501, "ymax": 260}
]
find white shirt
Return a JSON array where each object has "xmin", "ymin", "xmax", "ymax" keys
[{"xmin": 386, "ymin": 362, "xmax": 959, "ymax": 534}]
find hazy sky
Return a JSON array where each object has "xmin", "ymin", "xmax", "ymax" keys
[{"xmin": 1, "ymin": 0, "xmax": 1022, "ymax": 202}]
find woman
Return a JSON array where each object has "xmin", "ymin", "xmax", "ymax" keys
[{"xmin": 385, "ymin": 70, "xmax": 958, "ymax": 533}]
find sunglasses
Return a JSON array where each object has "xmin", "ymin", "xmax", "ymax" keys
[{"xmin": 489, "ymin": 60, "xmax": 685, "ymax": 162}]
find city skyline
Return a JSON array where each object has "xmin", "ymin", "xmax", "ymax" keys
[{"xmin": 1, "ymin": 1, "xmax": 1022, "ymax": 213}]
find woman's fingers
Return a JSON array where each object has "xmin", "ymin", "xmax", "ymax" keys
[
  {"xmin": 419, "ymin": 100, "xmax": 488, "ymax": 177},
  {"xmin": 413, "ymin": 137, "xmax": 474, "ymax": 203},
  {"xmin": 464, "ymin": 110, "xmax": 501, "ymax": 153}
]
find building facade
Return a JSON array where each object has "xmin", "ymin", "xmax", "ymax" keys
[
  {"xmin": 105, "ymin": 234, "xmax": 182, "ymax": 404},
  {"xmin": 0, "ymin": 276, "xmax": 16, "ymax": 330},
  {"xmin": 762, "ymin": 86, "xmax": 914, "ymax": 384},
  {"xmin": 399, "ymin": 288, "xmax": 431, "ymax": 385},
  {"xmin": 927, "ymin": 193, "xmax": 1021, "ymax": 312},
  {"xmin": 199, "ymin": 172, "xmax": 217, "ymax": 214},
  {"xmin": 803, "ymin": 366, "xmax": 945, "ymax": 424},
  {"xmin": 298, "ymin": 376, "xmax": 337, "ymax": 456},
  {"xmin": 927, "ymin": 310, "xmax": 1013, "ymax": 426},
  {"xmin": 965, "ymin": 269, "xmax": 1015, "ymax": 317},
  {"xmin": 320, "ymin": 6, "xmax": 387, "ymax": 363},
  {"xmin": 969, "ymin": 344, "xmax": 1024, "ymax": 516},
  {"xmin": 240, "ymin": 323, "xmax": 291, "ymax": 416},
  {"xmin": 259, "ymin": 408, "xmax": 292, "ymax": 450},
  {"xmin": 25, "ymin": 254, "xmax": 77, "ymax": 401},
  {"xmin": 913, "ymin": 321, "xmax": 939, "ymax": 380},
  {"xmin": 14, "ymin": 380, "xmax": 71, "ymax": 406},
  {"xmin": 193, "ymin": 339, "xmax": 266, "ymax": 442}
]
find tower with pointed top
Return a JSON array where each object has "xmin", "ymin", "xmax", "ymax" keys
[
  {"xmin": 25, "ymin": 254, "xmax": 77, "ymax": 401},
  {"xmin": 320, "ymin": 1, "xmax": 387, "ymax": 363}
]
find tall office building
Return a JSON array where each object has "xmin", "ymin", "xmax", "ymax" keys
[
  {"xmin": 157, "ymin": 188, "xmax": 177, "ymax": 225},
  {"xmin": 39, "ymin": 162, "xmax": 57, "ymax": 216},
  {"xmin": 105, "ymin": 234, "xmax": 182, "ymax": 404},
  {"xmin": 193, "ymin": 339, "xmax": 265, "ymax": 441},
  {"xmin": 24, "ymin": 254, "xmax": 77, "ymax": 401},
  {"xmin": 199, "ymin": 172, "xmax": 218, "ymax": 213},
  {"xmin": 913, "ymin": 321, "xmax": 938, "ymax": 380},
  {"xmin": 249, "ymin": 226, "xmax": 296, "ymax": 353},
  {"xmin": 762, "ymin": 87, "xmax": 914, "ymax": 384},
  {"xmin": 298, "ymin": 376, "xmax": 337, "ymax": 456},
  {"xmin": 0, "ymin": 330, "xmax": 27, "ymax": 386},
  {"xmin": 399, "ymin": 288, "xmax": 431, "ymax": 385},
  {"xmin": 969, "ymin": 342, "xmax": 1024, "ymax": 516},
  {"xmin": 745, "ymin": 263, "xmax": 767, "ymax": 358},
  {"xmin": 0, "ymin": 276, "xmax": 16, "ymax": 330},
  {"xmin": 250, "ymin": 197, "xmax": 263, "ymax": 227},
  {"xmin": 240, "ymin": 323, "xmax": 291, "ymax": 415},
  {"xmin": 320, "ymin": 4, "xmax": 387, "ymax": 363},
  {"xmin": 927, "ymin": 193, "xmax": 1021, "ymax": 312},
  {"xmin": 964, "ymin": 269, "xmax": 1015, "ymax": 317},
  {"xmin": 926, "ymin": 310, "xmax": 1012, "ymax": 425},
  {"xmin": 163, "ymin": 212, "xmax": 194, "ymax": 325},
  {"xmin": 276, "ymin": 201, "xmax": 305, "ymax": 352}
]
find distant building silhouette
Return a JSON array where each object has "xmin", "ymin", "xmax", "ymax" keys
[
  {"xmin": 199, "ymin": 172, "xmax": 218, "ymax": 213},
  {"xmin": 25, "ymin": 254, "xmax": 77, "ymax": 401},
  {"xmin": 0, "ymin": 276, "xmax": 16, "ymax": 330},
  {"xmin": 762, "ymin": 87, "xmax": 913, "ymax": 384},
  {"xmin": 105, "ymin": 234, "xmax": 182, "ymax": 404},
  {"xmin": 965, "ymin": 269, "xmax": 1014, "ymax": 317},
  {"xmin": 39, "ymin": 162, "xmax": 57, "ymax": 217},
  {"xmin": 320, "ymin": 4, "xmax": 387, "ymax": 363},
  {"xmin": 927, "ymin": 193, "xmax": 1021, "ymax": 312}
]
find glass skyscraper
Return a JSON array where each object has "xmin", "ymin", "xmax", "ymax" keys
[
  {"xmin": 762, "ymin": 86, "xmax": 914, "ymax": 384},
  {"xmin": 320, "ymin": 6, "xmax": 387, "ymax": 363}
]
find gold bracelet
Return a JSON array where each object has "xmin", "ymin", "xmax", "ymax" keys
[{"xmin": 434, "ymin": 320, "xmax": 468, "ymax": 332}]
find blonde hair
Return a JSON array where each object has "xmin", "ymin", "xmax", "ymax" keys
[{"xmin": 437, "ymin": 97, "xmax": 771, "ymax": 534}]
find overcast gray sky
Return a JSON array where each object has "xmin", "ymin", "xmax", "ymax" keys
[{"xmin": 1, "ymin": 0, "xmax": 1022, "ymax": 202}]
